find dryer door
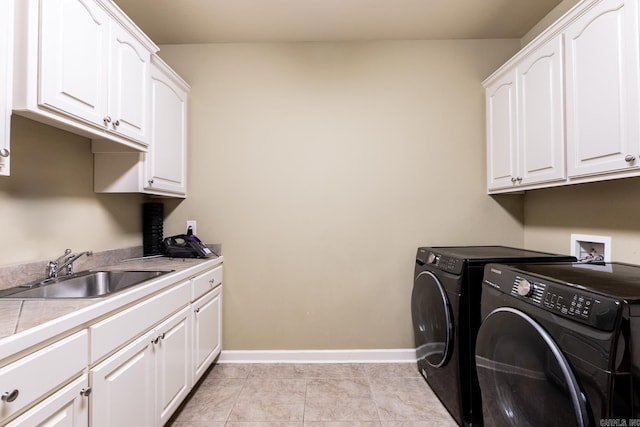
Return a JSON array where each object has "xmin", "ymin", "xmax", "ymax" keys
[
  {"xmin": 475, "ymin": 307, "xmax": 590, "ymax": 427},
  {"xmin": 411, "ymin": 270, "xmax": 453, "ymax": 368}
]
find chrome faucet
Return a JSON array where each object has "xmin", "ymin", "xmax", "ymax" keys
[{"xmin": 47, "ymin": 249, "xmax": 93, "ymax": 279}]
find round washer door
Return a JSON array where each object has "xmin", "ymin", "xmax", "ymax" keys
[
  {"xmin": 411, "ymin": 270, "xmax": 453, "ymax": 368},
  {"xmin": 475, "ymin": 307, "xmax": 590, "ymax": 427}
]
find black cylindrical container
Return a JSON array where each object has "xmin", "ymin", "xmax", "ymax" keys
[{"xmin": 142, "ymin": 202, "xmax": 163, "ymax": 256}]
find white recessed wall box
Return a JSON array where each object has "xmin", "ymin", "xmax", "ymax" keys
[{"xmin": 570, "ymin": 234, "xmax": 612, "ymax": 262}]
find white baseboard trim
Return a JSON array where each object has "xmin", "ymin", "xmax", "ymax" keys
[{"xmin": 218, "ymin": 348, "xmax": 417, "ymax": 364}]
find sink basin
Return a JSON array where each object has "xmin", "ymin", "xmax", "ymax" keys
[{"xmin": 1, "ymin": 270, "xmax": 173, "ymax": 299}]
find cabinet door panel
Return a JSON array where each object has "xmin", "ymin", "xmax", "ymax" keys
[
  {"xmin": 39, "ymin": 0, "xmax": 109, "ymax": 126},
  {"xmin": 486, "ymin": 68, "xmax": 518, "ymax": 190},
  {"xmin": 193, "ymin": 287, "xmax": 222, "ymax": 382},
  {"xmin": 90, "ymin": 331, "xmax": 155, "ymax": 427},
  {"xmin": 518, "ymin": 35, "xmax": 565, "ymax": 184},
  {"xmin": 0, "ymin": 0, "xmax": 13, "ymax": 176},
  {"xmin": 565, "ymin": 0, "xmax": 640, "ymax": 177},
  {"xmin": 146, "ymin": 59, "xmax": 188, "ymax": 195},
  {"xmin": 5, "ymin": 375, "xmax": 89, "ymax": 427},
  {"xmin": 110, "ymin": 23, "xmax": 149, "ymax": 143},
  {"xmin": 156, "ymin": 306, "xmax": 191, "ymax": 425}
]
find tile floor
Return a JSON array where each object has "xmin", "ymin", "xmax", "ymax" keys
[{"xmin": 168, "ymin": 362, "xmax": 457, "ymax": 426}]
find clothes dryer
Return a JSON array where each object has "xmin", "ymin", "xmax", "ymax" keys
[
  {"xmin": 411, "ymin": 246, "xmax": 575, "ymax": 426},
  {"xmin": 477, "ymin": 262, "xmax": 640, "ymax": 426}
]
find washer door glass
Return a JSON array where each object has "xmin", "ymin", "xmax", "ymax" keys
[
  {"xmin": 475, "ymin": 307, "xmax": 590, "ymax": 427},
  {"xmin": 411, "ymin": 270, "xmax": 453, "ymax": 368}
]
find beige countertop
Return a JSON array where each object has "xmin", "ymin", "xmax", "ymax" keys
[{"xmin": 0, "ymin": 255, "xmax": 223, "ymax": 364}]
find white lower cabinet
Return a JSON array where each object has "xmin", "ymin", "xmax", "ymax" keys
[
  {"xmin": 193, "ymin": 286, "xmax": 222, "ymax": 382},
  {"xmin": 156, "ymin": 306, "xmax": 192, "ymax": 426},
  {"xmin": 0, "ymin": 331, "xmax": 88, "ymax": 425},
  {"xmin": 90, "ymin": 330, "xmax": 156, "ymax": 427},
  {"xmin": 91, "ymin": 306, "xmax": 191, "ymax": 426},
  {"xmin": 6, "ymin": 375, "xmax": 90, "ymax": 427}
]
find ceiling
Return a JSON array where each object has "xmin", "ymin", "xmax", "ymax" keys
[{"xmin": 113, "ymin": 0, "xmax": 566, "ymax": 45}]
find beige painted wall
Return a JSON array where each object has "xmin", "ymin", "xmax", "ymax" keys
[
  {"xmin": 158, "ymin": 40, "xmax": 523, "ymax": 350},
  {"xmin": 524, "ymin": 177, "xmax": 640, "ymax": 263},
  {"xmin": 0, "ymin": 115, "xmax": 145, "ymax": 265}
]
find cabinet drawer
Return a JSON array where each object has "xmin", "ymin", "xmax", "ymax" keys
[
  {"xmin": 90, "ymin": 281, "xmax": 190, "ymax": 364},
  {"xmin": 0, "ymin": 330, "xmax": 88, "ymax": 423},
  {"xmin": 191, "ymin": 265, "xmax": 222, "ymax": 301}
]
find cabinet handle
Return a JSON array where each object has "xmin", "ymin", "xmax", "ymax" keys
[
  {"xmin": 151, "ymin": 333, "xmax": 166, "ymax": 344},
  {"xmin": 625, "ymin": 155, "xmax": 636, "ymax": 163},
  {"xmin": 103, "ymin": 116, "xmax": 111, "ymax": 126},
  {"xmin": 209, "ymin": 279, "xmax": 215, "ymax": 288},
  {"xmin": 1, "ymin": 389, "xmax": 19, "ymax": 403},
  {"xmin": 80, "ymin": 387, "xmax": 92, "ymax": 397},
  {"xmin": 0, "ymin": 148, "xmax": 9, "ymax": 157},
  {"xmin": 194, "ymin": 307, "xmax": 200, "ymax": 314}
]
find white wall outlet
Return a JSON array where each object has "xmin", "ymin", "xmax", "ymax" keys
[
  {"xmin": 570, "ymin": 233, "xmax": 611, "ymax": 262},
  {"xmin": 186, "ymin": 220, "xmax": 197, "ymax": 235}
]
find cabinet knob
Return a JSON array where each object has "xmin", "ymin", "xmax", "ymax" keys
[
  {"xmin": 103, "ymin": 116, "xmax": 111, "ymax": 126},
  {"xmin": 517, "ymin": 177, "xmax": 523, "ymax": 182},
  {"xmin": 148, "ymin": 179, "xmax": 154, "ymax": 185},
  {"xmin": 195, "ymin": 307, "xmax": 200, "ymax": 314},
  {"xmin": 625, "ymin": 155, "xmax": 636, "ymax": 163},
  {"xmin": 80, "ymin": 387, "xmax": 92, "ymax": 397},
  {"xmin": 511, "ymin": 177, "xmax": 517, "ymax": 183},
  {"xmin": 1, "ymin": 389, "xmax": 19, "ymax": 403},
  {"xmin": 113, "ymin": 120, "xmax": 120, "ymax": 129},
  {"xmin": 0, "ymin": 148, "xmax": 9, "ymax": 158}
]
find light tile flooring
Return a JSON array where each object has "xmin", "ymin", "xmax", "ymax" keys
[{"xmin": 168, "ymin": 363, "xmax": 457, "ymax": 426}]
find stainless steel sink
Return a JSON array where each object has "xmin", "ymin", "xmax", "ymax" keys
[{"xmin": 0, "ymin": 270, "xmax": 173, "ymax": 299}]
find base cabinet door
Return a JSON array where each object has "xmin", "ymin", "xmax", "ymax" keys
[
  {"xmin": 5, "ymin": 375, "xmax": 90, "ymax": 427},
  {"xmin": 193, "ymin": 286, "xmax": 222, "ymax": 382},
  {"xmin": 156, "ymin": 306, "xmax": 192, "ymax": 425},
  {"xmin": 90, "ymin": 330, "xmax": 156, "ymax": 427}
]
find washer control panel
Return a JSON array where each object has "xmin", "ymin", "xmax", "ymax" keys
[
  {"xmin": 484, "ymin": 264, "xmax": 620, "ymax": 331},
  {"xmin": 416, "ymin": 249, "xmax": 463, "ymax": 274}
]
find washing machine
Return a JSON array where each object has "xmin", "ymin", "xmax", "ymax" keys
[
  {"xmin": 476, "ymin": 262, "xmax": 640, "ymax": 426},
  {"xmin": 411, "ymin": 246, "xmax": 576, "ymax": 426}
]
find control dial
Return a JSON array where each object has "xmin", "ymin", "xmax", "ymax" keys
[
  {"xmin": 427, "ymin": 253, "xmax": 439, "ymax": 264},
  {"xmin": 517, "ymin": 279, "xmax": 535, "ymax": 297}
]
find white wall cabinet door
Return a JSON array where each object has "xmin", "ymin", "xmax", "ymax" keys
[
  {"xmin": 517, "ymin": 34, "xmax": 565, "ymax": 185},
  {"xmin": 90, "ymin": 330, "xmax": 156, "ymax": 427},
  {"xmin": 39, "ymin": 0, "xmax": 110, "ymax": 128},
  {"xmin": 5, "ymin": 376, "xmax": 89, "ymax": 427},
  {"xmin": 146, "ymin": 56, "xmax": 189, "ymax": 195},
  {"xmin": 193, "ymin": 286, "xmax": 222, "ymax": 382},
  {"xmin": 565, "ymin": 0, "xmax": 640, "ymax": 177},
  {"xmin": 109, "ymin": 22, "xmax": 150, "ymax": 143},
  {"xmin": 486, "ymin": 67, "xmax": 518, "ymax": 191},
  {"xmin": 0, "ymin": 0, "xmax": 13, "ymax": 176},
  {"xmin": 156, "ymin": 306, "xmax": 192, "ymax": 426}
]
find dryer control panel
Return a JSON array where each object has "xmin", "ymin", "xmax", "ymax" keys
[
  {"xmin": 483, "ymin": 264, "xmax": 620, "ymax": 331},
  {"xmin": 416, "ymin": 249, "xmax": 463, "ymax": 275}
]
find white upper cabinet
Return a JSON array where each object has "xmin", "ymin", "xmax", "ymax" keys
[
  {"xmin": 0, "ymin": 0, "xmax": 13, "ymax": 176},
  {"xmin": 565, "ymin": 0, "xmax": 640, "ymax": 178},
  {"xmin": 13, "ymin": 0, "xmax": 157, "ymax": 151},
  {"xmin": 93, "ymin": 55, "xmax": 189, "ymax": 197},
  {"xmin": 108, "ymin": 21, "xmax": 150, "ymax": 143},
  {"xmin": 486, "ymin": 67, "xmax": 518, "ymax": 191},
  {"xmin": 485, "ymin": 35, "xmax": 565, "ymax": 192},
  {"xmin": 145, "ymin": 56, "xmax": 189, "ymax": 195},
  {"xmin": 485, "ymin": 0, "xmax": 640, "ymax": 193},
  {"xmin": 39, "ymin": 0, "xmax": 110, "ymax": 128}
]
